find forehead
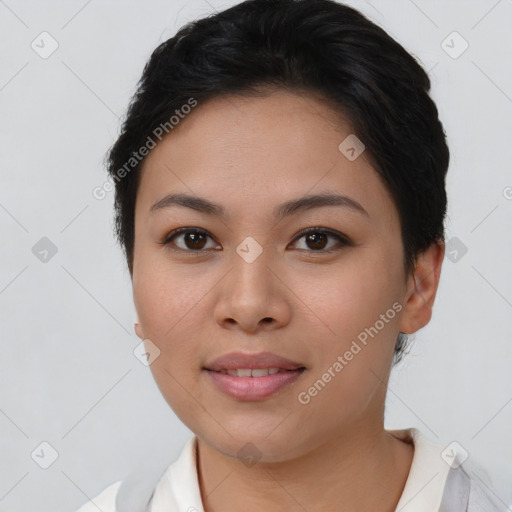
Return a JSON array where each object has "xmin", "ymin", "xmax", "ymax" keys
[{"xmin": 135, "ymin": 89, "xmax": 397, "ymax": 226}]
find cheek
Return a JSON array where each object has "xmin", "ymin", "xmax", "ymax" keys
[
  {"xmin": 291, "ymin": 250, "xmax": 403, "ymax": 344},
  {"xmin": 133, "ymin": 251, "xmax": 209, "ymax": 339},
  {"xmin": 132, "ymin": 266, "xmax": 201, "ymax": 390},
  {"xmin": 133, "ymin": 265, "xmax": 208, "ymax": 418},
  {"xmin": 291, "ymin": 254, "xmax": 402, "ymax": 409},
  {"xmin": 295, "ymin": 303, "xmax": 398, "ymax": 429}
]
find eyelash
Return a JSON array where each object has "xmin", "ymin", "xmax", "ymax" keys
[{"xmin": 160, "ymin": 226, "xmax": 350, "ymax": 254}]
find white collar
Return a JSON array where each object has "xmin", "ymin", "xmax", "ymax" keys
[
  {"xmin": 389, "ymin": 428, "xmax": 451, "ymax": 511},
  {"xmin": 149, "ymin": 428, "xmax": 452, "ymax": 512}
]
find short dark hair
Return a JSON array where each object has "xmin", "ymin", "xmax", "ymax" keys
[{"xmin": 105, "ymin": 0, "xmax": 449, "ymax": 366}]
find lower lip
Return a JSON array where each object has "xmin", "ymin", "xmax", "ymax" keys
[{"xmin": 204, "ymin": 369, "xmax": 305, "ymax": 401}]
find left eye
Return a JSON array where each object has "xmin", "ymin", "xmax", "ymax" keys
[
  {"xmin": 291, "ymin": 227, "xmax": 348, "ymax": 252},
  {"xmin": 161, "ymin": 227, "xmax": 348, "ymax": 253}
]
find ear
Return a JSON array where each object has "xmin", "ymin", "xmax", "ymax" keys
[
  {"xmin": 399, "ymin": 241, "xmax": 445, "ymax": 335},
  {"xmin": 134, "ymin": 311, "xmax": 144, "ymax": 339},
  {"xmin": 135, "ymin": 322, "xmax": 144, "ymax": 339}
]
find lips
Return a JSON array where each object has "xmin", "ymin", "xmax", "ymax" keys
[
  {"xmin": 203, "ymin": 351, "xmax": 306, "ymax": 372},
  {"xmin": 203, "ymin": 352, "xmax": 307, "ymax": 400}
]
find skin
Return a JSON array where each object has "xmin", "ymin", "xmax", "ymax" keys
[{"xmin": 132, "ymin": 88, "xmax": 444, "ymax": 512}]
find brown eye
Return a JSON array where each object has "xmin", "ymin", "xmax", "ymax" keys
[
  {"xmin": 304, "ymin": 232, "xmax": 328, "ymax": 250},
  {"xmin": 181, "ymin": 231, "xmax": 207, "ymax": 250},
  {"xmin": 163, "ymin": 228, "xmax": 221, "ymax": 252},
  {"xmin": 291, "ymin": 227, "xmax": 349, "ymax": 252}
]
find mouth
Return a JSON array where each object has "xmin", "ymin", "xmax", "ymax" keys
[
  {"xmin": 207, "ymin": 367, "xmax": 305, "ymax": 377},
  {"xmin": 203, "ymin": 351, "xmax": 307, "ymax": 401},
  {"xmin": 203, "ymin": 351, "xmax": 305, "ymax": 372},
  {"xmin": 204, "ymin": 368, "xmax": 306, "ymax": 401}
]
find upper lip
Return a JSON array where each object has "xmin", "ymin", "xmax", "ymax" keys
[{"xmin": 204, "ymin": 352, "xmax": 305, "ymax": 371}]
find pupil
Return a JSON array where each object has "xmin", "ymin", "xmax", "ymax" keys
[
  {"xmin": 186, "ymin": 232, "xmax": 206, "ymax": 250},
  {"xmin": 307, "ymin": 233, "xmax": 327, "ymax": 250}
]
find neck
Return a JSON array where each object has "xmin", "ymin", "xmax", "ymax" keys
[{"xmin": 196, "ymin": 422, "xmax": 414, "ymax": 512}]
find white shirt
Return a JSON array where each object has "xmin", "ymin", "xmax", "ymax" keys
[{"xmin": 75, "ymin": 428, "xmax": 507, "ymax": 512}]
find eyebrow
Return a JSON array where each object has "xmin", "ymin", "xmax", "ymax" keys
[{"xmin": 149, "ymin": 192, "xmax": 369, "ymax": 220}]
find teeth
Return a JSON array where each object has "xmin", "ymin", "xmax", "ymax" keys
[
  {"xmin": 251, "ymin": 368, "xmax": 269, "ymax": 377},
  {"xmin": 218, "ymin": 368, "xmax": 284, "ymax": 377}
]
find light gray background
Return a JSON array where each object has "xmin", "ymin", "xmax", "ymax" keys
[{"xmin": 1, "ymin": 0, "xmax": 511, "ymax": 510}]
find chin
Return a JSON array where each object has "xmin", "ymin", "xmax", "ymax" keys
[{"xmin": 197, "ymin": 426, "xmax": 307, "ymax": 464}]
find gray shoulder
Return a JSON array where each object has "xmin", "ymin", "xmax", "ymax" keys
[
  {"xmin": 74, "ymin": 480, "xmax": 123, "ymax": 512},
  {"xmin": 467, "ymin": 476, "xmax": 510, "ymax": 512},
  {"xmin": 72, "ymin": 447, "xmax": 176, "ymax": 512},
  {"xmin": 440, "ymin": 464, "xmax": 510, "ymax": 512},
  {"xmin": 73, "ymin": 471, "xmax": 164, "ymax": 512}
]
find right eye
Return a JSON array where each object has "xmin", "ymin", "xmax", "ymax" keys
[{"xmin": 161, "ymin": 227, "xmax": 222, "ymax": 252}]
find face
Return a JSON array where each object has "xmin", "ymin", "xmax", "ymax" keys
[{"xmin": 132, "ymin": 88, "xmax": 415, "ymax": 462}]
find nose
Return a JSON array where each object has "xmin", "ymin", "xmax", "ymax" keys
[{"xmin": 213, "ymin": 249, "xmax": 292, "ymax": 334}]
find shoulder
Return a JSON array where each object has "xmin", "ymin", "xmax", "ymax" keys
[
  {"xmin": 388, "ymin": 428, "xmax": 509, "ymax": 512},
  {"xmin": 74, "ymin": 480, "xmax": 122, "ymax": 512},
  {"xmin": 441, "ymin": 460, "xmax": 510, "ymax": 512},
  {"xmin": 73, "ymin": 436, "xmax": 199, "ymax": 512}
]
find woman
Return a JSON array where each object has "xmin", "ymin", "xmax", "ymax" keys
[{"xmin": 77, "ymin": 0, "xmax": 506, "ymax": 510}]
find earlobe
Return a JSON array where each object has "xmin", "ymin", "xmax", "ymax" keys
[
  {"xmin": 134, "ymin": 321, "xmax": 144, "ymax": 340},
  {"xmin": 134, "ymin": 309, "xmax": 144, "ymax": 339},
  {"xmin": 399, "ymin": 242, "xmax": 445, "ymax": 335}
]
